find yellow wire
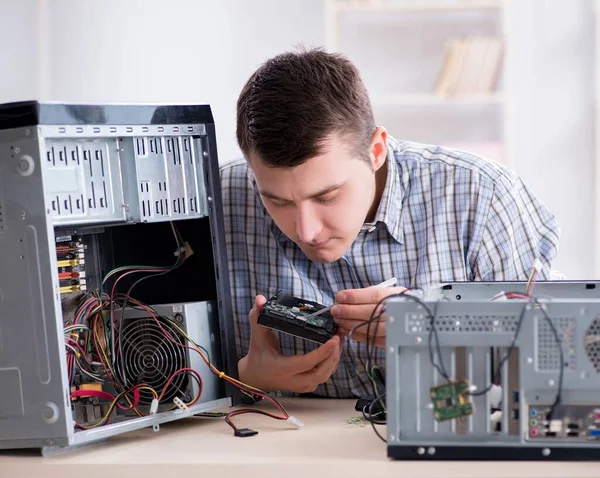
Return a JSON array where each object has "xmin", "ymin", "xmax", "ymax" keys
[
  {"xmin": 168, "ymin": 321, "xmax": 267, "ymax": 394},
  {"xmin": 525, "ymin": 265, "xmax": 535, "ymax": 291},
  {"xmin": 78, "ymin": 385, "xmax": 158, "ymax": 429}
]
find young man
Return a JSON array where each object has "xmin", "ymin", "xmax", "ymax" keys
[{"xmin": 220, "ymin": 48, "xmax": 560, "ymax": 399}]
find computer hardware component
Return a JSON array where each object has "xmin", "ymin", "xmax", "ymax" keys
[
  {"xmin": 424, "ymin": 280, "xmax": 600, "ymax": 301},
  {"xmin": 258, "ymin": 292, "xmax": 337, "ymax": 344},
  {"xmin": 0, "ymin": 101, "xmax": 239, "ymax": 454},
  {"xmin": 385, "ymin": 295, "xmax": 600, "ymax": 461},
  {"xmin": 430, "ymin": 380, "xmax": 474, "ymax": 422}
]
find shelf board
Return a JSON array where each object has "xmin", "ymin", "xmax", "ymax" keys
[
  {"xmin": 371, "ymin": 93, "xmax": 505, "ymax": 106},
  {"xmin": 333, "ymin": 0, "xmax": 503, "ymax": 13}
]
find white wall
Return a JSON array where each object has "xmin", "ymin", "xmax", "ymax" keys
[
  {"xmin": 507, "ymin": 0, "xmax": 596, "ymax": 279},
  {"xmin": 0, "ymin": 0, "xmax": 596, "ymax": 278},
  {"xmin": 39, "ymin": 0, "xmax": 324, "ymax": 164},
  {"xmin": 0, "ymin": 0, "xmax": 40, "ymax": 102}
]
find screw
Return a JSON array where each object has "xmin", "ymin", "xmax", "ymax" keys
[
  {"xmin": 415, "ymin": 336, "xmax": 422, "ymax": 344},
  {"xmin": 548, "ymin": 379, "xmax": 555, "ymax": 386},
  {"xmin": 14, "ymin": 147, "xmax": 20, "ymax": 154},
  {"xmin": 417, "ymin": 447, "xmax": 425, "ymax": 455},
  {"xmin": 47, "ymin": 440, "xmax": 53, "ymax": 445},
  {"xmin": 428, "ymin": 447, "xmax": 436, "ymax": 455},
  {"xmin": 542, "ymin": 448, "xmax": 550, "ymax": 456},
  {"xmin": 25, "ymin": 129, "xmax": 30, "ymax": 136},
  {"xmin": 527, "ymin": 357, "xmax": 533, "ymax": 364},
  {"xmin": 207, "ymin": 196, "xmax": 213, "ymax": 202},
  {"xmin": 21, "ymin": 211, "xmax": 26, "ymax": 218}
]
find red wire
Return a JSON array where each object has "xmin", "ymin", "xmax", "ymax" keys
[
  {"xmin": 70, "ymin": 388, "xmax": 141, "ymax": 411},
  {"xmin": 157, "ymin": 367, "xmax": 204, "ymax": 406},
  {"xmin": 224, "ymin": 409, "xmax": 288, "ymax": 432}
]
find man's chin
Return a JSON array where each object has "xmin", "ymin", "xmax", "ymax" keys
[{"xmin": 300, "ymin": 245, "xmax": 346, "ymax": 263}]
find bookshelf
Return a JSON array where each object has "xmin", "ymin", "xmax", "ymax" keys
[{"xmin": 324, "ymin": 0, "xmax": 511, "ymax": 168}]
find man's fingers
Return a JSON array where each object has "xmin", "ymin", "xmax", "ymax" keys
[
  {"xmin": 293, "ymin": 339, "xmax": 342, "ymax": 392},
  {"xmin": 335, "ymin": 286, "xmax": 407, "ymax": 305},
  {"xmin": 279, "ymin": 335, "xmax": 339, "ymax": 374},
  {"xmin": 335, "ymin": 318, "xmax": 386, "ymax": 337},
  {"xmin": 331, "ymin": 303, "xmax": 383, "ymax": 320}
]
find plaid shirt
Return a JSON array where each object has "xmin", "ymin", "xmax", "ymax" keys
[{"xmin": 219, "ymin": 136, "xmax": 560, "ymax": 398}]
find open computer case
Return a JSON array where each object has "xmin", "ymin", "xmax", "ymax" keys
[{"xmin": 0, "ymin": 101, "xmax": 239, "ymax": 454}]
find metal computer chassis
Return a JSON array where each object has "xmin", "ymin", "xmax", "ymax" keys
[{"xmin": 385, "ymin": 296, "xmax": 600, "ymax": 460}]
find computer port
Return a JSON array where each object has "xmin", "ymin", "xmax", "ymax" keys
[
  {"xmin": 529, "ymin": 408, "xmax": 538, "ymax": 418},
  {"xmin": 530, "ymin": 428, "xmax": 539, "ymax": 437},
  {"xmin": 567, "ymin": 431, "xmax": 579, "ymax": 437},
  {"xmin": 545, "ymin": 431, "xmax": 557, "ymax": 437},
  {"xmin": 530, "ymin": 418, "xmax": 538, "ymax": 427},
  {"xmin": 513, "ymin": 391, "xmax": 519, "ymax": 403},
  {"xmin": 589, "ymin": 428, "xmax": 600, "ymax": 438}
]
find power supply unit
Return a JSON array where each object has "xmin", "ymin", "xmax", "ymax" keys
[{"xmin": 0, "ymin": 101, "xmax": 239, "ymax": 454}]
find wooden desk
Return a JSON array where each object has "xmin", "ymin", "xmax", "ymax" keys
[{"xmin": 0, "ymin": 398, "xmax": 598, "ymax": 478}]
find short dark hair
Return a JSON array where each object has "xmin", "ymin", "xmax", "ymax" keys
[{"xmin": 236, "ymin": 47, "xmax": 376, "ymax": 168}]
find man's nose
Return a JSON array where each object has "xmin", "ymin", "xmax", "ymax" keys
[{"xmin": 295, "ymin": 203, "xmax": 322, "ymax": 243}]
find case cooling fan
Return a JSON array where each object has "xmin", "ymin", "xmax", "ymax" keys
[
  {"xmin": 585, "ymin": 317, "xmax": 600, "ymax": 373},
  {"xmin": 119, "ymin": 315, "xmax": 189, "ymax": 405}
]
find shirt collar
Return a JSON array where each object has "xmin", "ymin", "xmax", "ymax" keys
[{"xmin": 361, "ymin": 139, "xmax": 404, "ymax": 244}]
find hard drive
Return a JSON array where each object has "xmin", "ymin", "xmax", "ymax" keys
[{"xmin": 257, "ymin": 292, "xmax": 337, "ymax": 344}]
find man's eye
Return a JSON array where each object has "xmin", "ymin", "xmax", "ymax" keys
[
  {"xmin": 317, "ymin": 194, "xmax": 338, "ymax": 205},
  {"xmin": 269, "ymin": 199, "xmax": 289, "ymax": 208}
]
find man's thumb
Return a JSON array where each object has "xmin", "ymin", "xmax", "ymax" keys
[{"xmin": 249, "ymin": 295, "xmax": 267, "ymax": 325}]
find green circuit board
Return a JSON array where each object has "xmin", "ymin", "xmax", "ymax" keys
[{"xmin": 430, "ymin": 380, "xmax": 474, "ymax": 422}]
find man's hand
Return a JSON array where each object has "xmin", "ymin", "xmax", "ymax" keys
[
  {"xmin": 238, "ymin": 295, "xmax": 343, "ymax": 393},
  {"xmin": 331, "ymin": 285, "xmax": 407, "ymax": 348}
]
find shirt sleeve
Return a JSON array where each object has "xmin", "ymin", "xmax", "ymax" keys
[{"xmin": 471, "ymin": 175, "xmax": 561, "ymax": 281}]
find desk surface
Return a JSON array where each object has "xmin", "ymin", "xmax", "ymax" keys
[{"xmin": 1, "ymin": 398, "xmax": 599, "ymax": 478}]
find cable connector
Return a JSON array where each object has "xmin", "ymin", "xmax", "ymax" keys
[
  {"xmin": 533, "ymin": 258, "xmax": 543, "ymax": 273},
  {"xmin": 173, "ymin": 397, "xmax": 190, "ymax": 413},
  {"xmin": 287, "ymin": 415, "xmax": 304, "ymax": 429},
  {"xmin": 173, "ymin": 241, "xmax": 194, "ymax": 259},
  {"xmin": 150, "ymin": 398, "xmax": 159, "ymax": 415}
]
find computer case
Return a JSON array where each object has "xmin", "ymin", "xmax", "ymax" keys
[{"xmin": 0, "ymin": 101, "xmax": 239, "ymax": 454}]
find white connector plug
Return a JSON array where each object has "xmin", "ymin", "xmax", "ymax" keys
[
  {"xmin": 150, "ymin": 399, "xmax": 159, "ymax": 415},
  {"xmin": 533, "ymin": 258, "xmax": 543, "ymax": 273},
  {"xmin": 173, "ymin": 397, "xmax": 190, "ymax": 413},
  {"xmin": 287, "ymin": 416, "xmax": 304, "ymax": 429}
]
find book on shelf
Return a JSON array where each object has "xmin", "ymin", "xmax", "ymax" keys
[{"xmin": 434, "ymin": 35, "xmax": 504, "ymax": 97}]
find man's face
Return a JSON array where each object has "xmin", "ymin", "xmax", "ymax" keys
[{"xmin": 249, "ymin": 130, "xmax": 387, "ymax": 263}]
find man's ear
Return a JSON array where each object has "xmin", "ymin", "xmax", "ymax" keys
[{"xmin": 369, "ymin": 127, "xmax": 388, "ymax": 171}]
